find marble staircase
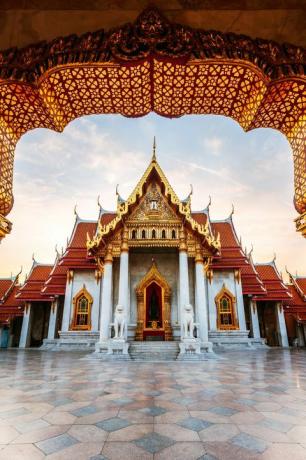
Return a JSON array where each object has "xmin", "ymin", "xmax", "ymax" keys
[{"xmin": 129, "ymin": 341, "xmax": 180, "ymax": 361}]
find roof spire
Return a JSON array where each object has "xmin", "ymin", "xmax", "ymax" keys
[{"xmin": 152, "ymin": 136, "xmax": 157, "ymax": 162}]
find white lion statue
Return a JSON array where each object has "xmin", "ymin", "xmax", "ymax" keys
[
  {"xmin": 114, "ymin": 304, "xmax": 126, "ymax": 339},
  {"xmin": 182, "ymin": 303, "xmax": 194, "ymax": 338}
]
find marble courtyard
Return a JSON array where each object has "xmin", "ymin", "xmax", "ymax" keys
[{"xmin": 0, "ymin": 349, "xmax": 306, "ymax": 460}]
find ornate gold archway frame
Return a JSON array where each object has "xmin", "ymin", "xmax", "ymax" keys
[
  {"xmin": 135, "ymin": 261, "xmax": 172, "ymax": 341},
  {"xmin": 0, "ymin": 7, "xmax": 305, "ymax": 239},
  {"xmin": 70, "ymin": 285, "xmax": 93, "ymax": 331},
  {"xmin": 215, "ymin": 284, "xmax": 238, "ymax": 331}
]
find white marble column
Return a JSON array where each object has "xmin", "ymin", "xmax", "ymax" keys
[
  {"xmin": 297, "ymin": 323, "xmax": 305, "ymax": 347},
  {"xmin": 276, "ymin": 302, "xmax": 289, "ymax": 347},
  {"xmin": 98, "ymin": 245, "xmax": 113, "ymax": 343},
  {"xmin": 61, "ymin": 270, "xmax": 73, "ymax": 332},
  {"xmin": 194, "ymin": 247, "xmax": 209, "ymax": 343},
  {"xmin": 19, "ymin": 303, "xmax": 32, "ymax": 348},
  {"xmin": 47, "ymin": 299, "xmax": 58, "ymax": 339},
  {"xmin": 179, "ymin": 228, "xmax": 190, "ymax": 336},
  {"xmin": 207, "ymin": 272, "xmax": 217, "ymax": 330},
  {"xmin": 250, "ymin": 299, "xmax": 261, "ymax": 339},
  {"xmin": 234, "ymin": 271, "xmax": 247, "ymax": 331},
  {"xmin": 118, "ymin": 228, "xmax": 129, "ymax": 338}
]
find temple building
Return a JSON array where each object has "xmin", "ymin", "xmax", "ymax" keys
[
  {"xmin": 284, "ymin": 273, "xmax": 306, "ymax": 347},
  {"xmin": 0, "ymin": 147, "xmax": 298, "ymax": 357}
]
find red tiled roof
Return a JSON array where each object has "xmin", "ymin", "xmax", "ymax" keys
[
  {"xmin": 206, "ymin": 219, "xmax": 266, "ymax": 296},
  {"xmin": 210, "ymin": 220, "xmax": 245, "ymax": 269},
  {"xmin": 0, "ymin": 279, "xmax": 13, "ymax": 299},
  {"xmin": 0, "ymin": 285, "xmax": 23, "ymax": 323},
  {"xmin": 192, "ymin": 212, "xmax": 208, "ymax": 226},
  {"xmin": 16, "ymin": 264, "xmax": 53, "ymax": 302},
  {"xmin": 59, "ymin": 219, "xmax": 97, "ymax": 269},
  {"xmin": 254, "ymin": 263, "xmax": 291, "ymax": 301},
  {"xmin": 42, "ymin": 257, "xmax": 67, "ymax": 297},
  {"xmin": 296, "ymin": 278, "xmax": 306, "ymax": 295}
]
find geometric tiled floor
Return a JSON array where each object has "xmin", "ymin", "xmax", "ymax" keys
[{"xmin": 0, "ymin": 349, "xmax": 306, "ymax": 459}]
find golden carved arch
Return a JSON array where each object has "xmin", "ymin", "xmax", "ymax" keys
[
  {"xmin": 215, "ymin": 284, "xmax": 238, "ymax": 331},
  {"xmin": 71, "ymin": 285, "xmax": 93, "ymax": 331},
  {"xmin": 135, "ymin": 261, "xmax": 172, "ymax": 341},
  {"xmin": 0, "ymin": 7, "xmax": 305, "ymax": 239}
]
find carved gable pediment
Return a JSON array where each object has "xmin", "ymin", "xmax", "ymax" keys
[{"xmin": 126, "ymin": 182, "xmax": 180, "ymax": 224}]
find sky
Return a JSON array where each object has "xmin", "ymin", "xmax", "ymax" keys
[{"xmin": 0, "ymin": 113, "xmax": 305, "ymax": 281}]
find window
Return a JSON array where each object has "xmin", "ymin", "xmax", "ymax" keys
[
  {"xmin": 142, "ymin": 229, "xmax": 146, "ymax": 239},
  {"xmin": 71, "ymin": 287, "xmax": 93, "ymax": 331},
  {"xmin": 215, "ymin": 286, "xmax": 237, "ymax": 330},
  {"xmin": 76, "ymin": 296, "xmax": 89, "ymax": 326},
  {"xmin": 132, "ymin": 229, "xmax": 136, "ymax": 239},
  {"xmin": 152, "ymin": 229, "xmax": 156, "ymax": 239},
  {"xmin": 172, "ymin": 229, "xmax": 176, "ymax": 239},
  {"xmin": 150, "ymin": 200, "xmax": 158, "ymax": 210},
  {"xmin": 162, "ymin": 229, "xmax": 166, "ymax": 239}
]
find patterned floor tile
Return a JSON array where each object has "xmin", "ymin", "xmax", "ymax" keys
[
  {"xmin": 178, "ymin": 417, "xmax": 212, "ymax": 432},
  {"xmin": 36, "ymin": 433, "xmax": 78, "ymax": 455},
  {"xmin": 231, "ymin": 432, "xmax": 268, "ymax": 453},
  {"xmin": 209, "ymin": 406, "xmax": 238, "ymax": 416},
  {"xmin": 95, "ymin": 417, "xmax": 130, "ymax": 432},
  {"xmin": 71, "ymin": 405, "xmax": 98, "ymax": 417},
  {"xmin": 134, "ymin": 432, "xmax": 175, "ymax": 454},
  {"xmin": 140, "ymin": 406, "xmax": 167, "ymax": 416}
]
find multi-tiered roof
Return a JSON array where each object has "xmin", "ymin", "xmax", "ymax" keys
[{"xmin": 6, "ymin": 153, "xmax": 292, "ymax": 308}]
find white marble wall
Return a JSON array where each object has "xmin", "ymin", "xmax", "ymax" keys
[
  {"xmin": 206, "ymin": 270, "xmax": 246, "ymax": 331},
  {"xmin": 61, "ymin": 270, "xmax": 101, "ymax": 332}
]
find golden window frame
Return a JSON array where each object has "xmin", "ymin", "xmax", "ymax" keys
[
  {"xmin": 70, "ymin": 286, "xmax": 93, "ymax": 331},
  {"xmin": 215, "ymin": 284, "xmax": 239, "ymax": 330}
]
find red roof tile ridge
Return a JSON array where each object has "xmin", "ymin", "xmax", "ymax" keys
[{"xmin": 289, "ymin": 273, "xmax": 306, "ymax": 301}]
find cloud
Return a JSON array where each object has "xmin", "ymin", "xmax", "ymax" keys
[
  {"xmin": 0, "ymin": 113, "xmax": 304, "ymax": 281},
  {"xmin": 202, "ymin": 136, "xmax": 223, "ymax": 155}
]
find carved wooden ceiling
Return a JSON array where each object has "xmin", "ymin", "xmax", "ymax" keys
[{"xmin": 0, "ymin": 7, "xmax": 305, "ymax": 239}]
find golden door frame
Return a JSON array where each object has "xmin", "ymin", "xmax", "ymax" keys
[
  {"xmin": 135, "ymin": 261, "xmax": 172, "ymax": 341},
  {"xmin": 215, "ymin": 284, "xmax": 239, "ymax": 331}
]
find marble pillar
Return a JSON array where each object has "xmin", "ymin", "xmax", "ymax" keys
[
  {"xmin": 297, "ymin": 323, "xmax": 305, "ymax": 347},
  {"xmin": 98, "ymin": 245, "xmax": 113, "ymax": 343},
  {"xmin": 276, "ymin": 302, "xmax": 289, "ymax": 347},
  {"xmin": 194, "ymin": 248, "xmax": 209, "ymax": 343},
  {"xmin": 47, "ymin": 299, "xmax": 58, "ymax": 339},
  {"xmin": 19, "ymin": 303, "xmax": 32, "ymax": 348},
  {"xmin": 118, "ymin": 228, "xmax": 129, "ymax": 339},
  {"xmin": 179, "ymin": 228, "xmax": 190, "ymax": 336},
  {"xmin": 250, "ymin": 299, "xmax": 261, "ymax": 339}
]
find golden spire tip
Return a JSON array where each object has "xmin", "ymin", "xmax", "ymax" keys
[{"xmin": 152, "ymin": 136, "xmax": 156, "ymax": 161}]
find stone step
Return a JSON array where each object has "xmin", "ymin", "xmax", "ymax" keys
[{"xmin": 129, "ymin": 341, "xmax": 180, "ymax": 361}]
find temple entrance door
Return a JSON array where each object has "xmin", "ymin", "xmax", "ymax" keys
[
  {"xmin": 144, "ymin": 282, "xmax": 164, "ymax": 341},
  {"xmin": 135, "ymin": 261, "xmax": 172, "ymax": 341}
]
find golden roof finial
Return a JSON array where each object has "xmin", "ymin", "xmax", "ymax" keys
[{"xmin": 152, "ymin": 136, "xmax": 157, "ymax": 162}]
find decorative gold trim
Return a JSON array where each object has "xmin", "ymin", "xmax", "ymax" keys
[
  {"xmin": 206, "ymin": 269, "xmax": 213, "ymax": 284},
  {"xmin": 135, "ymin": 261, "xmax": 172, "ymax": 341},
  {"xmin": 70, "ymin": 285, "xmax": 93, "ymax": 331},
  {"xmin": 234, "ymin": 269, "xmax": 241, "ymax": 284},
  {"xmin": 67, "ymin": 269, "xmax": 74, "ymax": 284},
  {"xmin": 0, "ymin": 213, "xmax": 12, "ymax": 240},
  {"xmin": 94, "ymin": 269, "xmax": 102, "ymax": 283},
  {"xmin": 87, "ymin": 156, "xmax": 220, "ymax": 252},
  {"xmin": 215, "ymin": 284, "xmax": 239, "ymax": 330}
]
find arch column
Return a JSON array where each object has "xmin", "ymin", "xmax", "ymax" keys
[
  {"xmin": 97, "ymin": 245, "xmax": 113, "ymax": 346},
  {"xmin": 179, "ymin": 227, "xmax": 190, "ymax": 337},
  {"xmin": 250, "ymin": 299, "xmax": 261, "ymax": 339},
  {"xmin": 194, "ymin": 246, "xmax": 209, "ymax": 344}
]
